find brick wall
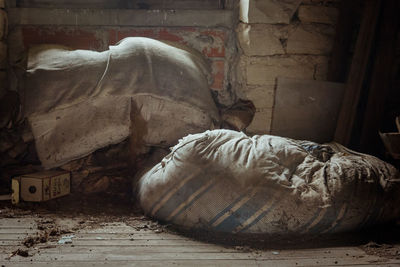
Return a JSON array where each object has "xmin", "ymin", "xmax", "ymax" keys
[
  {"xmin": 236, "ymin": 0, "xmax": 339, "ymax": 134},
  {"xmin": 6, "ymin": 5, "xmax": 236, "ymax": 109},
  {"xmin": 19, "ymin": 26, "xmax": 228, "ymax": 92},
  {"xmin": 0, "ymin": 4, "xmax": 236, "ymax": 170}
]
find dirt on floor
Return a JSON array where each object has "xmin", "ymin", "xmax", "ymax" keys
[
  {"xmin": 1, "ymin": 191, "xmax": 400, "ymax": 261},
  {"xmin": 1, "ymin": 140, "xmax": 400, "ymax": 258},
  {"xmin": 0, "ymin": 192, "xmax": 169, "ymax": 259},
  {"xmin": 2, "ymin": 124, "xmax": 400, "ymax": 261}
]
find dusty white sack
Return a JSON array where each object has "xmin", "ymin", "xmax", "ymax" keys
[
  {"xmin": 25, "ymin": 38, "xmax": 220, "ymax": 169},
  {"xmin": 138, "ymin": 129, "xmax": 400, "ymax": 235}
]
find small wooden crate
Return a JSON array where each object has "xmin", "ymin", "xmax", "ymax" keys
[{"xmin": 12, "ymin": 171, "xmax": 70, "ymax": 204}]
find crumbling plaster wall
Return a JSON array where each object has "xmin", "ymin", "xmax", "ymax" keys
[{"xmin": 236, "ymin": 0, "xmax": 340, "ymax": 134}]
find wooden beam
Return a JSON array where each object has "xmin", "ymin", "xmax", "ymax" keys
[
  {"xmin": 334, "ymin": 0, "xmax": 382, "ymax": 146},
  {"xmin": 327, "ymin": 0, "xmax": 361, "ymax": 83},
  {"xmin": 8, "ymin": 8, "xmax": 234, "ymax": 28},
  {"xmin": 359, "ymin": 0, "xmax": 400, "ymax": 153},
  {"xmin": 16, "ymin": 0, "xmax": 223, "ymax": 9}
]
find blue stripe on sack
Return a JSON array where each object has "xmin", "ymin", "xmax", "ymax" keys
[
  {"xmin": 326, "ymin": 178, "xmax": 359, "ymax": 234},
  {"xmin": 359, "ymin": 191, "xmax": 384, "ymax": 229},
  {"xmin": 208, "ymin": 188, "xmax": 253, "ymax": 226},
  {"xmin": 168, "ymin": 181, "xmax": 217, "ymax": 222},
  {"xmin": 357, "ymin": 184, "xmax": 384, "ymax": 229},
  {"xmin": 303, "ymin": 169, "xmax": 360, "ymax": 234},
  {"xmin": 147, "ymin": 178, "xmax": 185, "ymax": 215},
  {"xmin": 294, "ymin": 208, "xmax": 322, "ymax": 233},
  {"xmin": 306, "ymin": 207, "xmax": 337, "ymax": 234},
  {"xmin": 357, "ymin": 184, "xmax": 376, "ymax": 229},
  {"xmin": 213, "ymin": 190, "xmax": 270, "ymax": 233},
  {"xmin": 153, "ymin": 171, "xmax": 207, "ymax": 220},
  {"xmin": 326, "ymin": 204, "xmax": 349, "ymax": 234},
  {"xmin": 148, "ymin": 167, "xmax": 203, "ymax": 215},
  {"xmin": 238, "ymin": 199, "xmax": 279, "ymax": 233}
]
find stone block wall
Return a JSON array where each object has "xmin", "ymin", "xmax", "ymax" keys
[{"xmin": 236, "ymin": 0, "xmax": 340, "ymax": 134}]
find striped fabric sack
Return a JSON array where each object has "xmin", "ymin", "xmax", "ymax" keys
[{"xmin": 137, "ymin": 130, "xmax": 400, "ymax": 235}]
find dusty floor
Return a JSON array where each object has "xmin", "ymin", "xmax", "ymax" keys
[{"xmin": 0, "ymin": 194, "xmax": 400, "ymax": 266}]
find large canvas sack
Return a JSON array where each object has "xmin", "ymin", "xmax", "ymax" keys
[
  {"xmin": 25, "ymin": 38, "xmax": 220, "ymax": 169},
  {"xmin": 138, "ymin": 130, "xmax": 400, "ymax": 235}
]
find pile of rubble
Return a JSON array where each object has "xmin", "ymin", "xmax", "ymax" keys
[
  {"xmin": 0, "ymin": 116, "xmax": 39, "ymax": 195},
  {"xmin": 58, "ymin": 140, "xmax": 133, "ymax": 198},
  {"xmin": 0, "ymin": 116, "xmax": 135, "ymax": 199}
]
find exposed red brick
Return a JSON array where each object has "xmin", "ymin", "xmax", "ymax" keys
[
  {"xmin": 22, "ymin": 27, "xmax": 104, "ymax": 51},
  {"xmin": 109, "ymin": 28, "xmax": 186, "ymax": 45},
  {"xmin": 203, "ymin": 47, "xmax": 225, "ymax": 58},
  {"xmin": 108, "ymin": 28, "xmax": 226, "ymax": 57},
  {"xmin": 179, "ymin": 27, "xmax": 197, "ymax": 33},
  {"xmin": 200, "ymin": 30, "xmax": 226, "ymax": 57},
  {"xmin": 200, "ymin": 30, "xmax": 226, "ymax": 40},
  {"xmin": 210, "ymin": 60, "xmax": 224, "ymax": 90},
  {"xmin": 157, "ymin": 29, "xmax": 184, "ymax": 43}
]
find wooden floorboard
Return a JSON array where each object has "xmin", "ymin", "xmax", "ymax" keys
[{"xmin": 0, "ymin": 217, "xmax": 398, "ymax": 266}]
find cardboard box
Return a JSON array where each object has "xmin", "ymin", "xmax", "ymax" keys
[{"xmin": 12, "ymin": 171, "xmax": 70, "ymax": 203}]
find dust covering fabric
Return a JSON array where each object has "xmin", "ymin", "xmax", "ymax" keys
[
  {"xmin": 138, "ymin": 129, "xmax": 400, "ymax": 234},
  {"xmin": 25, "ymin": 38, "xmax": 220, "ymax": 168}
]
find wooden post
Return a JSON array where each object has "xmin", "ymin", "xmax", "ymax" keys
[
  {"xmin": 334, "ymin": 0, "xmax": 382, "ymax": 146},
  {"xmin": 359, "ymin": 0, "xmax": 400, "ymax": 153},
  {"xmin": 328, "ymin": 0, "xmax": 361, "ymax": 83}
]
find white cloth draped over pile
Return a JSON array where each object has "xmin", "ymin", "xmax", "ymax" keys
[{"xmin": 25, "ymin": 37, "xmax": 220, "ymax": 169}]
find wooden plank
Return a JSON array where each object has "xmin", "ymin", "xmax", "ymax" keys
[
  {"xmin": 8, "ymin": 8, "xmax": 234, "ymax": 28},
  {"xmin": 271, "ymin": 78, "xmax": 345, "ymax": 143},
  {"xmin": 0, "ymin": 237, "xmax": 216, "ymax": 246},
  {"xmin": 0, "ymin": 236, "xmax": 209, "ymax": 245},
  {"xmin": 40, "ymin": 245, "xmax": 238, "ymax": 253},
  {"xmin": 379, "ymin": 132, "xmax": 400, "ymax": 159},
  {"xmin": 0, "ymin": 261, "xmax": 258, "ymax": 267},
  {"xmin": 53, "ymin": 239, "xmax": 223, "ymax": 246},
  {"xmin": 0, "ymin": 229, "xmax": 38, "ymax": 234},
  {"xmin": 0, "ymin": 232, "xmax": 197, "ymax": 240},
  {"xmin": 0, "ymin": 216, "xmax": 397, "ymax": 267},
  {"xmin": 334, "ymin": 0, "xmax": 382, "ymax": 146},
  {"xmin": 0, "ymin": 226, "xmax": 36, "ymax": 229},
  {"xmin": 29, "ymin": 246, "xmax": 369, "ymax": 259},
  {"xmin": 75, "ymin": 233, "xmax": 191, "ymax": 239},
  {"xmin": 1, "ymin": 256, "xmax": 397, "ymax": 266},
  {"xmin": 1, "ymin": 252, "xmax": 260, "ymax": 261},
  {"xmin": 327, "ymin": 0, "xmax": 361, "ymax": 83},
  {"xmin": 0, "ymin": 240, "xmax": 21, "ymax": 245},
  {"xmin": 16, "ymin": 0, "xmax": 223, "ymax": 9},
  {"xmin": 0, "ymin": 217, "xmax": 37, "ymax": 227},
  {"xmin": 358, "ymin": 0, "xmax": 400, "ymax": 152},
  {"xmin": 0, "ymin": 262, "xmax": 395, "ymax": 267},
  {"xmin": 0, "ymin": 218, "xmax": 37, "ymax": 227}
]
